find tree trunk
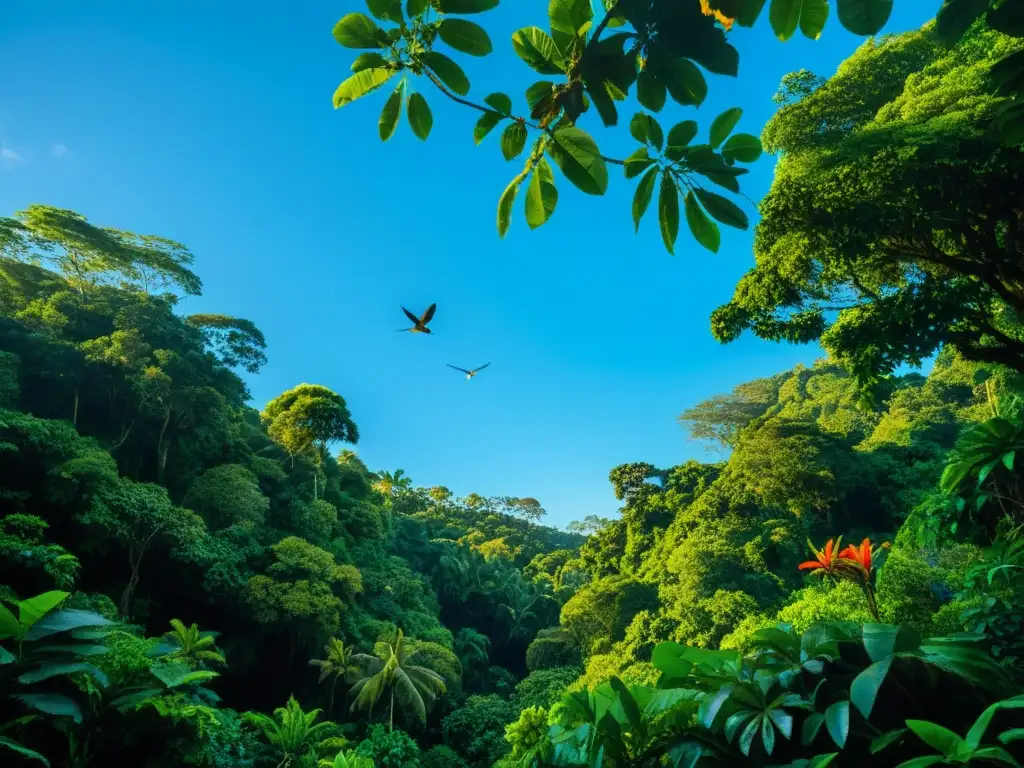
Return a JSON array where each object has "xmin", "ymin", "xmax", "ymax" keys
[
  {"xmin": 157, "ymin": 407, "xmax": 171, "ymax": 483},
  {"xmin": 389, "ymin": 686, "xmax": 395, "ymax": 732},
  {"xmin": 121, "ymin": 548, "xmax": 141, "ymax": 617},
  {"xmin": 72, "ymin": 386, "xmax": 79, "ymax": 427},
  {"xmin": 313, "ymin": 471, "xmax": 318, "ymax": 501}
]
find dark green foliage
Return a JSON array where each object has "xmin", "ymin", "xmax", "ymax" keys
[
  {"xmin": 356, "ymin": 725, "xmax": 420, "ymax": 768},
  {"xmin": 441, "ymin": 694, "xmax": 514, "ymax": 766}
]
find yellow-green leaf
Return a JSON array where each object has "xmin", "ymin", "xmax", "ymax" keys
[
  {"xmin": 658, "ymin": 172, "xmax": 680, "ymax": 254},
  {"xmin": 525, "ymin": 157, "xmax": 558, "ymax": 229},
  {"xmin": 512, "ymin": 27, "xmax": 565, "ymax": 75},
  {"xmin": 366, "ymin": 0, "xmax": 403, "ymax": 23},
  {"xmin": 333, "ymin": 13, "xmax": 384, "ymax": 49},
  {"xmin": 423, "ymin": 51, "xmax": 470, "ymax": 96},
  {"xmin": 407, "ymin": 92, "xmax": 433, "ymax": 139},
  {"xmin": 549, "ymin": 0, "xmax": 594, "ymax": 54},
  {"xmin": 352, "ymin": 52, "xmax": 388, "ymax": 72},
  {"xmin": 685, "ymin": 191, "xmax": 720, "ymax": 253},
  {"xmin": 333, "ymin": 67, "xmax": 394, "ymax": 108},
  {"xmin": 501, "ymin": 122, "xmax": 528, "ymax": 161},
  {"xmin": 498, "ymin": 175, "xmax": 523, "ymax": 237},
  {"xmin": 547, "ymin": 126, "xmax": 608, "ymax": 196}
]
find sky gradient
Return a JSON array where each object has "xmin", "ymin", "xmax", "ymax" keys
[{"xmin": 0, "ymin": 0, "xmax": 941, "ymax": 528}]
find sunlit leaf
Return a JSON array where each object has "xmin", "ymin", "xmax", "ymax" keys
[
  {"xmin": 501, "ymin": 122, "xmax": 528, "ymax": 160},
  {"xmin": 485, "ymin": 92, "xmax": 512, "ymax": 113},
  {"xmin": 906, "ymin": 719, "xmax": 966, "ymax": 755},
  {"xmin": 624, "ymin": 148, "xmax": 655, "ymax": 179},
  {"xmin": 549, "ymin": 0, "xmax": 594, "ymax": 54},
  {"xmin": 379, "ymin": 83, "xmax": 404, "ymax": 140},
  {"xmin": 333, "ymin": 13, "xmax": 384, "ymax": 49},
  {"xmin": 547, "ymin": 127, "xmax": 608, "ymax": 195},
  {"xmin": 525, "ymin": 157, "xmax": 558, "ymax": 229},
  {"xmin": 333, "ymin": 68, "xmax": 394, "ymax": 108},
  {"xmin": 438, "ymin": 18, "xmax": 493, "ymax": 56},
  {"xmin": 18, "ymin": 592, "xmax": 69, "ymax": 631},
  {"xmin": 365, "ymin": 0, "xmax": 403, "ymax": 23},
  {"xmin": 498, "ymin": 175, "xmax": 523, "ymax": 237},
  {"xmin": 630, "ymin": 113, "xmax": 664, "ymax": 150},
  {"xmin": 423, "ymin": 51, "xmax": 470, "ymax": 96},
  {"xmin": 769, "ymin": 0, "xmax": 802, "ymax": 41},
  {"xmin": 352, "ymin": 52, "xmax": 388, "ymax": 72},
  {"xmin": 474, "ymin": 113, "xmax": 502, "ymax": 144},
  {"xmin": 800, "ymin": 0, "xmax": 830, "ymax": 39},
  {"xmin": 512, "ymin": 27, "xmax": 565, "ymax": 75}
]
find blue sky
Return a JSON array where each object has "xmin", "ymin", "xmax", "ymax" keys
[{"xmin": 0, "ymin": 0, "xmax": 940, "ymax": 528}]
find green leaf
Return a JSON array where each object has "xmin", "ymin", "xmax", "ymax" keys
[
  {"xmin": 762, "ymin": 717, "xmax": 776, "ymax": 755},
  {"xmin": 474, "ymin": 113, "xmax": 502, "ymax": 143},
  {"xmin": 632, "ymin": 166, "xmax": 658, "ymax": 232},
  {"xmin": 0, "ymin": 645, "xmax": 14, "ymax": 664},
  {"xmin": 501, "ymin": 122, "xmax": 528, "ymax": 160},
  {"xmin": 15, "ymin": 693, "xmax": 82, "ymax": 723},
  {"xmin": 803, "ymin": 713, "xmax": 825, "ymax": 746},
  {"xmin": 0, "ymin": 736, "xmax": 50, "ymax": 766},
  {"xmin": 972, "ymin": 747, "xmax": 1024, "ymax": 765},
  {"xmin": 525, "ymin": 157, "xmax": 558, "ymax": 229},
  {"xmin": 423, "ymin": 51, "xmax": 470, "ymax": 96},
  {"xmin": 809, "ymin": 755, "xmax": 839, "ymax": 768},
  {"xmin": 966, "ymin": 696, "xmax": 1024, "ymax": 751},
  {"xmin": 497, "ymin": 175, "xmax": 523, "ymax": 237},
  {"xmin": 0, "ymin": 604, "xmax": 19, "ymax": 639},
  {"xmin": 407, "ymin": 92, "xmax": 433, "ymax": 139},
  {"xmin": 709, "ymin": 107, "xmax": 742, "ymax": 148},
  {"xmin": 407, "ymin": 0, "xmax": 429, "ymax": 16},
  {"xmin": 630, "ymin": 113, "xmax": 664, "ymax": 150},
  {"xmin": 739, "ymin": 717, "xmax": 761, "ymax": 756},
  {"xmin": 871, "ymin": 728, "xmax": 908, "ymax": 754},
  {"xmin": 769, "ymin": 0, "xmax": 802, "ymax": 41},
  {"xmin": 667, "ymin": 120, "xmax": 699, "ymax": 150},
  {"xmin": 512, "ymin": 27, "xmax": 565, "ymax": 75},
  {"xmin": 379, "ymin": 84, "xmax": 403, "ymax": 141},
  {"xmin": 333, "ymin": 13, "xmax": 384, "ymax": 49},
  {"xmin": 624, "ymin": 148, "xmax": 654, "ymax": 179},
  {"xmin": 825, "ymin": 701, "xmax": 849, "ymax": 748},
  {"xmin": 637, "ymin": 70, "xmax": 666, "ymax": 112},
  {"xmin": 352, "ymin": 52, "xmax": 388, "ymax": 72},
  {"xmin": 549, "ymin": 0, "xmax": 594, "ymax": 54},
  {"xmin": 485, "ymin": 92, "xmax": 512, "ymax": 113},
  {"xmin": 547, "ymin": 126, "xmax": 608, "ymax": 195},
  {"xmin": 906, "ymin": 720, "xmax": 967, "ymax": 756},
  {"xmin": 658, "ymin": 172, "xmax": 679, "ymax": 255},
  {"xmin": 661, "ymin": 58, "xmax": 707, "ymax": 106},
  {"xmin": 365, "ymin": 0, "xmax": 403, "ymax": 23},
  {"xmin": 438, "ymin": 18, "xmax": 492, "ymax": 56},
  {"xmin": 435, "ymin": 0, "xmax": 499, "ymax": 13},
  {"xmin": 1003, "ymin": 450, "xmax": 1016, "ymax": 471},
  {"xmin": 694, "ymin": 189, "xmax": 748, "ymax": 229},
  {"xmin": 18, "ymin": 592, "xmax": 69, "ymax": 630},
  {"xmin": 800, "ymin": 0, "xmax": 830, "ymax": 39},
  {"xmin": 836, "ymin": 0, "xmax": 894, "ymax": 36},
  {"xmin": 1000, "ymin": 729, "xmax": 1024, "ymax": 744},
  {"xmin": 850, "ymin": 657, "xmax": 893, "ymax": 719},
  {"xmin": 685, "ymin": 191, "xmax": 720, "ymax": 254},
  {"xmin": 862, "ymin": 623, "xmax": 921, "ymax": 663},
  {"xmin": 722, "ymin": 133, "xmax": 763, "ymax": 163},
  {"xmin": 333, "ymin": 68, "xmax": 394, "ymax": 108},
  {"xmin": 526, "ymin": 81, "xmax": 556, "ymax": 111},
  {"xmin": 18, "ymin": 662, "xmax": 110, "ymax": 688}
]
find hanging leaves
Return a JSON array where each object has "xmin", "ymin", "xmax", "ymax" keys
[
  {"xmin": 497, "ymin": 173, "xmax": 525, "ymax": 237},
  {"xmin": 658, "ymin": 172, "xmax": 680, "ymax": 255},
  {"xmin": 709, "ymin": 107, "xmax": 743, "ymax": 148},
  {"xmin": 694, "ymin": 189, "xmax": 749, "ymax": 229},
  {"xmin": 685, "ymin": 191, "xmax": 720, "ymax": 253},
  {"xmin": 407, "ymin": 92, "xmax": 433, "ymax": 139},
  {"xmin": 512, "ymin": 28, "xmax": 566, "ymax": 75},
  {"xmin": 632, "ymin": 166, "xmax": 659, "ymax": 232},
  {"xmin": 836, "ymin": 0, "xmax": 894, "ymax": 36},
  {"xmin": 525, "ymin": 157, "xmax": 558, "ymax": 229},
  {"xmin": 365, "ymin": 0, "xmax": 403, "ymax": 23},
  {"xmin": 378, "ymin": 83, "xmax": 404, "ymax": 140},
  {"xmin": 501, "ymin": 122, "xmax": 528, "ymax": 160},
  {"xmin": 438, "ymin": 19, "xmax": 493, "ymax": 55},
  {"xmin": 547, "ymin": 127, "xmax": 609, "ymax": 195},
  {"xmin": 423, "ymin": 51, "xmax": 470, "ymax": 96},
  {"xmin": 722, "ymin": 133, "xmax": 763, "ymax": 163},
  {"xmin": 435, "ymin": 0, "xmax": 500, "ymax": 13},
  {"xmin": 333, "ymin": 68, "xmax": 395, "ymax": 108},
  {"xmin": 333, "ymin": 14, "xmax": 385, "ymax": 49}
]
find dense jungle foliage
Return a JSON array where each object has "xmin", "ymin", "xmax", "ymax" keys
[{"xmin": 6, "ymin": 0, "xmax": 1024, "ymax": 766}]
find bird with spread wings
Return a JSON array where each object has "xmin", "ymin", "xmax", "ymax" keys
[
  {"xmin": 396, "ymin": 303, "xmax": 437, "ymax": 334},
  {"xmin": 446, "ymin": 362, "xmax": 491, "ymax": 380}
]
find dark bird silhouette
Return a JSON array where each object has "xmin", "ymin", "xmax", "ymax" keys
[
  {"xmin": 446, "ymin": 362, "xmax": 491, "ymax": 380},
  {"xmin": 396, "ymin": 303, "xmax": 437, "ymax": 334}
]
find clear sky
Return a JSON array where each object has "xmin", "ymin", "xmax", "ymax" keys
[{"xmin": 1, "ymin": 0, "xmax": 940, "ymax": 528}]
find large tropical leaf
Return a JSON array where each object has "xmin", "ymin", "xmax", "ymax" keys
[{"xmin": 24, "ymin": 609, "xmax": 113, "ymax": 642}]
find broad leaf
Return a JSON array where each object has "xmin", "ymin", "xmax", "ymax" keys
[
  {"xmin": 637, "ymin": 70, "xmax": 667, "ymax": 112},
  {"xmin": 658, "ymin": 172, "xmax": 680, "ymax": 255},
  {"xmin": 966, "ymin": 695, "xmax": 1024, "ymax": 750},
  {"xmin": 333, "ymin": 13, "xmax": 384, "ymax": 49},
  {"xmin": 407, "ymin": 93, "xmax": 433, "ymax": 139},
  {"xmin": 526, "ymin": 80, "xmax": 556, "ymax": 111},
  {"xmin": 501, "ymin": 122, "xmax": 528, "ymax": 160},
  {"xmin": 709, "ymin": 107, "xmax": 742, "ymax": 148},
  {"xmin": 423, "ymin": 51, "xmax": 470, "ymax": 96},
  {"xmin": 667, "ymin": 120, "xmax": 699, "ymax": 149},
  {"xmin": 850, "ymin": 657, "xmax": 892, "ymax": 719},
  {"xmin": 825, "ymin": 700, "xmax": 849, "ymax": 748},
  {"xmin": 351, "ymin": 52, "xmax": 388, "ymax": 72},
  {"xmin": 800, "ymin": 0, "xmax": 830, "ymax": 39},
  {"xmin": 685, "ymin": 191, "xmax": 720, "ymax": 253},
  {"xmin": 862, "ymin": 623, "xmax": 921, "ymax": 664},
  {"xmin": 906, "ymin": 720, "xmax": 966, "ymax": 755},
  {"xmin": 547, "ymin": 127, "xmax": 608, "ymax": 195},
  {"xmin": 25, "ymin": 610, "xmax": 113, "ymax": 642},
  {"xmin": 407, "ymin": 0, "xmax": 429, "ymax": 16},
  {"xmin": 624, "ymin": 148, "xmax": 654, "ymax": 179},
  {"xmin": 630, "ymin": 113, "xmax": 664, "ymax": 150},
  {"xmin": 0, "ymin": 604, "xmax": 19, "ymax": 639},
  {"xmin": 15, "ymin": 693, "xmax": 83, "ymax": 723},
  {"xmin": 525, "ymin": 157, "xmax": 558, "ymax": 229},
  {"xmin": 18, "ymin": 592, "xmax": 68, "ymax": 630},
  {"xmin": 497, "ymin": 175, "xmax": 523, "ymax": 237},
  {"xmin": 512, "ymin": 27, "xmax": 565, "ymax": 75},
  {"xmin": 435, "ymin": 0, "xmax": 499, "ymax": 13},
  {"xmin": 333, "ymin": 68, "xmax": 394, "ymax": 108},
  {"xmin": 438, "ymin": 18, "xmax": 492, "ymax": 55},
  {"xmin": 871, "ymin": 728, "xmax": 908, "ymax": 754},
  {"xmin": 474, "ymin": 113, "xmax": 502, "ymax": 143},
  {"xmin": 365, "ymin": 0, "xmax": 403, "ymax": 23},
  {"xmin": 935, "ymin": 0, "xmax": 992, "ymax": 44},
  {"xmin": 549, "ymin": 0, "xmax": 594, "ymax": 54},
  {"xmin": 0, "ymin": 736, "xmax": 50, "ymax": 766},
  {"xmin": 722, "ymin": 133, "xmax": 763, "ymax": 163},
  {"xmin": 0, "ymin": 645, "xmax": 14, "ymax": 664},
  {"xmin": 379, "ymin": 84, "xmax": 403, "ymax": 141},
  {"xmin": 151, "ymin": 660, "xmax": 219, "ymax": 688},
  {"xmin": 485, "ymin": 92, "xmax": 512, "ymax": 113},
  {"xmin": 632, "ymin": 166, "xmax": 658, "ymax": 232},
  {"xmin": 19, "ymin": 661, "xmax": 110, "ymax": 687},
  {"xmin": 769, "ymin": 0, "xmax": 802, "ymax": 41},
  {"xmin": 836, "ymin": 0, "xmax": 894, "ymax": 35},
  {"xmin": 661, "ymin": 57, "xmax": 708, "ymax": 107},
  {"xmin": 694, "ymin": 189, "xmax": 748, "ymax": 229}
]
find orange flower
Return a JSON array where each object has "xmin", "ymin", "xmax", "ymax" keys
[
  {"xmin": 700, "ymin": 0, "xmax": 735, "ymax": 31},
  {"xmin": 798, "ymin": 537, "xmax": 842, "ymax": 576}
]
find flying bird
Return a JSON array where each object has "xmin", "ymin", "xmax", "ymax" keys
[
  {"xmin": 446, "ymin": 362, "xmax": 491, "ymax": 380},
  {"xmin": 396, "ymin": 303, "xmax": 436, "ymax": 334}
]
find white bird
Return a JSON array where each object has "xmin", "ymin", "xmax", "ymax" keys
[{"xmin": 446, "ymin": 362, "xmax": 491, "ymax": 380}]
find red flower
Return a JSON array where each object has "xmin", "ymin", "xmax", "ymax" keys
[{"xmin": 798, "ymin": 537, "xmax": 842, "ymax": 576}]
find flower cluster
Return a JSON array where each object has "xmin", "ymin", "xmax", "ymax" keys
[{"xmin": 799, "ymin": 536, "xmax": 891, "ymax": 621}]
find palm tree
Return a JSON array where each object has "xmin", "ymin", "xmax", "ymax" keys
[
  {"xmin": 498, "ymin": 574, "xmax": 556, "ymax": 641},
  {"xmin": 309, "ymin": 638, "xmax": 355, "ymax": 717},
  {"xmin": 348, "ymin": 629, "xmax": 446, "ymax": 732},
  {"xmin": 243, "ymin": 695, "xmax": 335, "ymax": 768},
  {"xmin": 372, "ymin": 468, "xmax": 411, "ymax": 497},
  {"xmin": 163, "ymin": 618, "xmax": 226, "ymax": 668}
]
